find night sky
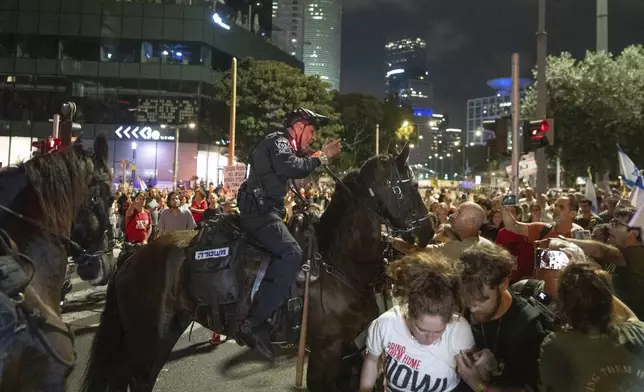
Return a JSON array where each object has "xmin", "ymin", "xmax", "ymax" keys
[{"xmin": 340, "ymin": 0, "xmax": 644, "ymax": 129}]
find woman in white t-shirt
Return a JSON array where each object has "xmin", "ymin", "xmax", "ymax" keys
[{"xmin": 360, "ymin": 251, "xmax": 475, "ymax": 392}]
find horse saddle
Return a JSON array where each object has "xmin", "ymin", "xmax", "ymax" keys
[{"xmin": 186, "ymin": 212, "xmax": 318, "ymax": 331}]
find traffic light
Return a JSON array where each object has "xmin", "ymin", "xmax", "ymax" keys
[
  {"xmin": 58, "ymin": 118, "xmax": 73, "ymax": 148},
  {"xmin": 522, "ymin": 118, "xmax": 555, "ymax": 152},
  {"xmin": 32, "ymin": 137, "xmax": 62, "ymax": 157},
  {"xmin": 484, "ymin": 117, "xmax": 510, "ymax": 156},
  {"xmin": 46, "ymin": 136, "xmax": 62, "ymax": 152}
]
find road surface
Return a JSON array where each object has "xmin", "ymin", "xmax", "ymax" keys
[{"xmin": 62, "ymin": 275, "xmax": 307, "ymax": 392}]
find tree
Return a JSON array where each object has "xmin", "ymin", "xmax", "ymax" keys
[
  {"xmin": 521, "ymin": 46, "xmax": 644, "ymax": 176},
  {"xmin": 381, "ymin": 97, "xmax": 414, "ymax": 153},
  {"xmin": 212, "ymin": 58, "xmax": 342, "ymax": 162},
  {"xmin": 332, "ymin": 93, "xmax": 383, "ymax": 169}
]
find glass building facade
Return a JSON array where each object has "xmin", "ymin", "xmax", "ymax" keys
[
  {"xmin": 303, "ymin": 0, "xmax": 342, "ymax": 90},
  {"xmin": 0, "ymin": 0, "xmax": 302, "ymax": 188}
]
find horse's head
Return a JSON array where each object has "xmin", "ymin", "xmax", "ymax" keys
[
  {"xmin": 358, "ymin": 143, "xmax": 433, "ymax": 246},
  {"xmin": 69, "ymin": 134, "xmax": 116, "ymax": 284}
]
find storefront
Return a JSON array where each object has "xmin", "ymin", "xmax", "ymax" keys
[{"xmin": 0, "ymin": 122, "xmax": 236, "ymax": 190}]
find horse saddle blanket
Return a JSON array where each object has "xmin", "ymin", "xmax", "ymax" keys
[{"xmin": 186, "ymin": 214, "xmax": 246, "ymax": 306}]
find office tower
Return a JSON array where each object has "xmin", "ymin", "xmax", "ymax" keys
[{"xmin": 303, "ymin": 0, "xmax": 342, "ymax": 90}]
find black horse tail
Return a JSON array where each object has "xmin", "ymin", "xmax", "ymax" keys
[{"xmin": 80, "ymin": 278, "xmax": 128, "ymax": 392}]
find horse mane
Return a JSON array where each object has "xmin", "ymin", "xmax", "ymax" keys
[
  {"xmin": 316, "ymin": 154, "xmax": 392, "ymax": 264},
  {"xmin": 7, "ymin": 146, "xmax": 99, "ymax": 234}
]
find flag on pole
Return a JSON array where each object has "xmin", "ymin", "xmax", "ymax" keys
[
  {"xmin": 629, "ymin": 176, "xmax": 644, "ymax": 209},
  {"xmin": 617, "ymin": 144, "xmax": 640, "ymax": 188},
  {"xmin": 136, "ymin": 177, "xmax": 148, "ymax": 192},
  {"xmin": 584, "ymin": 168, "xmax": 598, "ymax": 213}
]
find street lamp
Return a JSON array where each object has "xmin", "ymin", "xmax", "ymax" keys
[
  {"xmin": 172, "ymin": 123, "xmax": 197, "ymax": 190},
  {"xmin": 131, "ymin": 142, "xmax": 137, "ymax": 184}
]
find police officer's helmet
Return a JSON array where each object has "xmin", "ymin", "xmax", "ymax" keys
[{"xmin": 283, "ymin": 108, "xmax": 329, "ymax": 128}]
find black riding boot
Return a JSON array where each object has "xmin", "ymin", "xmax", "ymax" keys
[{"xmin": 236, "ymin": 319, "xmax": 275, "ymax": 361}]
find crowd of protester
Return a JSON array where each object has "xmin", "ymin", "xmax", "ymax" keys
[{"xmin": 364, "ymin": 185, "xmax": 644, "ymax": 392}]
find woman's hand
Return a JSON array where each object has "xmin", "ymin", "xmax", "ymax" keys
[{"xmin": 456, "ymin": 353, "xmax": 486, "ymax": 390}]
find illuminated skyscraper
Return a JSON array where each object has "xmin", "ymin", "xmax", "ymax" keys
[
  {"xmin": 385, "ymin": 37, "xmax": 434, "ymax": 165},
  {"xmin": 303, "ymin": 0, "xmax": 342, "ymax": 90},
  {"xmin": 272, "ymin": 0, "xmax": 305, "ymax": 61},
  {"xmin": 384, "ymin": 37, "xmax": 432, "ymax": 108}
]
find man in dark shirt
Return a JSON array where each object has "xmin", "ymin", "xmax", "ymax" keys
[
  {"xmin": 455, "ymin": 242, "xmax": 549, "ymax": 392},
  {"xmin": 236, "ymin": 108, "xmax": 341, "ymax": 360},
  {"xmin": 560, "ymin": 207, "xmax": 644, "ymax": 319}
]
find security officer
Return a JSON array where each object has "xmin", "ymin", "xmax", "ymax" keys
[{"xmin": 236, "ymin": 108, "xmax": 342, "ymax": 360}]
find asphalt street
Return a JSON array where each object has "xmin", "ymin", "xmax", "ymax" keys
[{"xmin": 63, "ymin": 271, "xmax": 307, "ymax": 392}]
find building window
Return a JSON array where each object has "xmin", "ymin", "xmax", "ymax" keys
[
  {"xmin": 0, "ymin": 34, "xmax": 17, "ymax": 58},
  {"xmin": 118, "ymin": 40, "xmax": 141, "ymax": 63},
  {"xmin": 141, "ymin": 41, "xmax": 202, "ymax": 65},
  {"xmin": 60, "ymin": 38, "xmax": 100, "ymax": 62},
  {"xmin": 16, "ymin": 35, "xmax": 58, "ymax": 59}
]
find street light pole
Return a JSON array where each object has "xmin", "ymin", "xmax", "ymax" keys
[
  {"xmin": 596, "ymin": 0, "xmax": 608, "ymax": 52},
  {"xmin": 375, "ymin": 123, "xmax": 380, "ymax": 155},
  {"xmin": 535, "ymin": 0, "xmax": 548, "ymax": 194},
  {"xmin": 173, "ymin": 128, "xmax": 179, "ymax": 190}
]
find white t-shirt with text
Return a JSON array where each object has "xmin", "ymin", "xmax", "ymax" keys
[{"xmin": 367, "ymin": 305, "xmax": 475, "ymax": 392}]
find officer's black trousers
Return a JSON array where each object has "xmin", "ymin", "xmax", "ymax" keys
[{"xmin": 240, "ymin": 211, "xmax": 302, "ymax": 324}]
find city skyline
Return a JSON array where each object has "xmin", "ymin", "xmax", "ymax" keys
[{"xmin": 339, "ymin": 0, "xmax": 644, "ymax": 130}]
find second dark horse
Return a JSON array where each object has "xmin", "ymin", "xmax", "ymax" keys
[{"xmin": 81, "ymin": 145, "xmax": 432, "ymax": 392}]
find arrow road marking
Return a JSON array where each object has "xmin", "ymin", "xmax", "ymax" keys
[
  {"xmin": 124, "ymin": 126, "xmax": 131, "ymax": 139},
  {"xmin": 115, "ymin": 126, "xmax": 123, "ymax": 138},
  {"xmin": 132, "ymin": 127, "xmax": 139, "ymax": 139}
]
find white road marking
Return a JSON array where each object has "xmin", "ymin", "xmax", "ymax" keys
[
  {"xmin": 63, "ymin": 310, "xmax": 101, "ymax": 323},
  {"xmin": 65, "ymin": 287, "xmax": 107, "ymax": 302}
]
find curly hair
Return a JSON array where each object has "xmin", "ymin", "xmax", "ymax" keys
[
  {"xmin": 457, "ymin": 242, "xmax": 516, "ymax": 301},
  {"xmin": 557, "ymin": 262, "xmax": 613, "ymax": 334},
  {"xmin": 387, "ymin": 251, "xmax": 461, "ymax": 322}
]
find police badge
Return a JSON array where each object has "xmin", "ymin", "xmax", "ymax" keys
[{"xmin": 275, "ymin": 139, "xmax": 293, "ymax": 155}]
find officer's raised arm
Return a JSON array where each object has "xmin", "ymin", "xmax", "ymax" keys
[{"xmin": 269, "ymin": 137, "xmax": 321, "ymax": 179}]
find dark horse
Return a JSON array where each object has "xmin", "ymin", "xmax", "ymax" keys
[
  {"xmin": 81, "ymin": 144, "xmax": 432, "ymax": 392},
  {"xmin": 0, "ymin": 135, "xmax": 115, "ymax": 392}
]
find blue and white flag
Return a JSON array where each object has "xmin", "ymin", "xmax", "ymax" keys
[
  {"xmin": 135, "ymin": 177, "xmax": 148, "ymax": 192},
  {"xmin": 585, "ymin": 169, "xmax": 599, "ymax": 213},
  {"xmin": 629, "ymin": 190, "xmax": 644, "ymax": 231},
  {"xmin": 629, "ymin": 176, "xmax": 644, "ymax": 209},
  {"xmin": 618, "ymin": 144, "xmax": 640, "ymax": 187}
]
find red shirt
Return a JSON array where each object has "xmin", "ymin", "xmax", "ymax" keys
[
  {"xmin": 125, "ymin": 210, "xmax": 151, "ymax": 243},
  {"xmin": 191, "ymin": 199, "xmax": 207, "ymax": 224},
  {"xmin": 496, "ymin": 228, "xmax": 535, "ymax": 282}
]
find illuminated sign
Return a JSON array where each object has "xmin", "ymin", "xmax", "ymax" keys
[
  {"xmin": 386, "ymin": 69, "xmax": 404, "ymax": 78},
  {"xmin": 114, "ymin": 126, "xmax": 175, "ymax": 141},
  {"xmin": 446, "ymin": 128, "xmax": 462, "ymax": 133},
  {"xmin": 413, "ymin": 108, "xmax": 433, "ymax": 117},
  {"xmin": 212, "ymin": 13, "xmax": 230, "ymax": 30}
]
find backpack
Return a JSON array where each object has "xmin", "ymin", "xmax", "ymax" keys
[{"xmin": 509, "ymin": 278, "xmax": 561, "ymax": 335}]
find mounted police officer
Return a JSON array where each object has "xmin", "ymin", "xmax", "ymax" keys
[{"xmin": 236, "ymin": 108, "xmax": 342, "ymax": 360}]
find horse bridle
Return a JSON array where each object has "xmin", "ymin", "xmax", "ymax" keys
[
  {"xmin": 68, "ymin": 172, "xmax": 116, "ymax": 269},
  {"xmin": 323, "ymin": 163, "xmax": 430, "ymax": 236}
]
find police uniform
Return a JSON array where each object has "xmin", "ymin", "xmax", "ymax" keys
[{"xmin": 237, "ymin": 130, "xmax": 322, "ymax": 327}]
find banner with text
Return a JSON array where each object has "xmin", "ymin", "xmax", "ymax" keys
[{"xmin": 223, "ymin": 164, "xmax": 247, "ymax": 198}]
